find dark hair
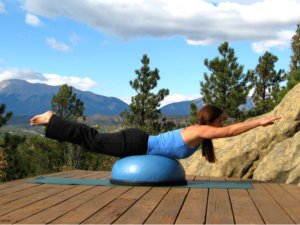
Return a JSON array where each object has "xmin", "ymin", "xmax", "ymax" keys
[{"xmin": 196, "ymin": 105, "xmax": 223, "ymax": 163}]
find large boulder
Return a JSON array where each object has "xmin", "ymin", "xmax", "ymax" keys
[{"xmin": 180, "ymin": 83, "xmax": 300, "ymax": 186}]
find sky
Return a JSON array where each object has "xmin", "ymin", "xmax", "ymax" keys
[{"xmin": 0, "ymin": 0, "xmax": 299, "ymax": 106}]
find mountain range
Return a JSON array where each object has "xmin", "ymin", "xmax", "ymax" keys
[{"xmin": 0, "ymin": 79, "xmax": 253, "ymax": 117}]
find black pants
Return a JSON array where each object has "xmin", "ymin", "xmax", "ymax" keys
[{"xmin": 45, "ymin": 115, "xmax": 149, "ymax": 157}]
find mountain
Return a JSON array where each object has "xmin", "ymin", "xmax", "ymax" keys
[
  {"xmin": 160, "ymin": 97, "xmax": 254, "ymax": 115},
  {"xmin": 160, "ymin": 98, "xmax": 203, "ymax": 115},
  {"xmin": 0, "ymin": 79, "xmax": 129, "ymax": 116},
  {"xmin": 0, "ymin": 79, "xmax": 254, "ymax": 118}
]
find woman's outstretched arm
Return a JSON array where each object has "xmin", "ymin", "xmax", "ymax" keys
[
  {"xmin": 182, "ymin": 116, "xmax": 281, "ymax": 144},
  {"xmin": 198, "ymin": 116, "xmax": 281, "ymax": 139}
]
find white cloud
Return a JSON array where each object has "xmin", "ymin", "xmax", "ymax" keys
[
  {"xmin": 0, "ymin": 68, "xmax": 45, "ymax": 81},
  {"xmin": 118, "ymin": 96, "xmax": 131, "ymax": 105},
  {"xmin": 25, "ymin": 13, "xmax": 42, "ymax": 26},
  {"xmin": 252, "ymin": 30, "xmax": 294, "ymax": 53},
  {"xmin": 0, "ymin": 68, "xmax": 98, "ymax": 91},
  {"xmin": 120, "ymin": 93, "xmax": 200, "ymax": 106},
  {"xmin": 160, "ymin": 94, "xmax": 200, "ymax": 107},
  {"xmin": 46, "ymin": 38, "xmax": 72, "ymax": 52},
  {"xmin": 206, "ymin": 0, "xmax": 265, "ymax": 5},
  {"xmin": 42, "ymin": 74, "xmax": 98, "ymax": 91},
  {"xmin": 22, "ymin": 0, "xmax": 300, "ymax": 52},
  {"xmin": 0, "ymin": 1, "xmax": 5, "ymax": 13}
]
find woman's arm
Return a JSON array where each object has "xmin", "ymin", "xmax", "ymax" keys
[
  {"xmin": 181, "ymin": 117, "xmax": 280, "ymax": 146},
  {"xmin": 192, "ymin": 116, "xmax": 281, "ymax": 140}
]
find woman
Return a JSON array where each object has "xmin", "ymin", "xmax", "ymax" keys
[{"xmin": 30, "ymin": 105, "xmax": 280, "ymax": 163}]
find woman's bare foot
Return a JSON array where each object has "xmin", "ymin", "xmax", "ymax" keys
[{"xmin": 30, "ymin": 111, "xmax": 54, "ymax": 126}]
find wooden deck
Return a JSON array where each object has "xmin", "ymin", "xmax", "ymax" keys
[{"xmin": 0, "ymin": 170, "xmax": 299, "ymax": 224}]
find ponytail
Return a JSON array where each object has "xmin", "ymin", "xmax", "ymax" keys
[
  {"xmin": 202, "ymin": 139, "xmax": 216, "ymax": 163},
  {"xmin": 197, "ymin": 105, "xmax": 223, "ymax": 163}
]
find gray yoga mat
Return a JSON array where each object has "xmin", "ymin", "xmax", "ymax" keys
[{"xmin": 28, "ymin": 177, "xmax": 253, "ymax": 189}]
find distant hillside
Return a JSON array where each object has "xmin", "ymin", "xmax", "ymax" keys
[
  {"xmin": 0, "ymin": 79, "xmax": 254, "ymax": 121},
  {"xmin": 160, "ymin": 98, "xmax": 203, "ymax": 115},
  {"xmin": 0, "ymin": 79, "xmax": 129, "ymax": 116},
  {"xmin": 160, "ymin": 97, "xmax": 254, "ymax": 115}
]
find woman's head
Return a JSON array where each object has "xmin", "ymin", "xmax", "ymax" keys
[
  {"xmin": 196, "ymin": 105, "xmax": 224, "ymax": 163},
  {"xmin": 196, "ymin": 105, "xmax": 224, "ymax": 127}
]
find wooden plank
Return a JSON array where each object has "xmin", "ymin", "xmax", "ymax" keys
[
  {"xmin": 0, "ymin": 170, "xmax": 77, "ymax": 190},
  {"xmin": 0, "ymin": 183, "xmax": 42, "ymax": 197},
  {"xmin": 229, "ymin": 188, "xmax": 264, "ymax": 224},
  {"xmin": 205, "ymin": 176, "xmax": 235, "ymax": 224},
  {"xmin": 0, "ymin": 184, "xmax": 73, "ymax": 220},
  {"xmin": 0, "ymin": 171, "xmax": 106, "ymax": 221},
  {"xmin": 225, "ymin": 177, "xmax": 264, "ymax": 224},
  {"xmin": 0, "ymin": 170, "xmax": 87, "ymax": 197},
  {"xmin": 15, "ymin": 171, "xmax": 114, "ymax": 224},
  {"xmin": 248, "ymin": 183, "xmax": 294, "ymax": 224},
  {"xmin": 0, "ymin": 170, "xmax": 106, "ymax": 196},
  {"xmin": 14, "ymin": 171, "xmax": 112, "ymax": 223},
  {"xmin": 0, "ymin": 185, "xmax": 93, "ymax": 223},
  {"xmin": 16, "ymin": 186, "xmax": 111, "ymax": 224},
  {"xmin": 0, "ymin": 184, "xmax": 62, "ymax": 208},
  {"xmin": 82, "ymin": 186, "xmax": 150, "ymax": 224},
  {"xmin": 0, "ymin": 170, "xmax": 103, "ymax": 207},
  {"xmin": 50, "ymin": 186, "xmax": 131, "ymax": 224},
  {"xmin": 280, "ymin": 183, "xmax": 300, "ymax": 202},
  {"xmin": 175, "ymin": 176, "xmax": 208, "ymax": 224},
  {"xmin": 262, "ymin": 182, "xmax": 300, "ymax": 224},
  {"xmin": 114, "ymin": 187, "xmax": 170, "ymax": 224},
  {"xmin": 144, "ymin": 188, "xmax": 189, "ymax": 224},
  {"xmin": 113, "ymin": 176, "xmax": 194, "ymax": 224}
]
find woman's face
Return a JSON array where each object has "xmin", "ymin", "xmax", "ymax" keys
[{"xmin": 210, "ymin": 114, "xmax": 226, "ymax": 127}]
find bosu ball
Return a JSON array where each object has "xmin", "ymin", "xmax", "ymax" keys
[{"xmin": 110, "ymin": 155, "xmax": 187, "ymax": 186}]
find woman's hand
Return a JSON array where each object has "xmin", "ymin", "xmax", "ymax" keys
[{"xmin": 258, "ymin": 116, "xmax": 281, "ymax": 127}]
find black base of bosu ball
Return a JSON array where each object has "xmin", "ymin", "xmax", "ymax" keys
[{"xmin": 110, "ymin": 155, "xmax": 187, "ymax": 186}]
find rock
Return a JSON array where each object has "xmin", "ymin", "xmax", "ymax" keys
[
  {"xmin": 253, "ymin": 132, "xmax": 300, "ymax": 185},
  {"xmin": 180, "ymin": 83, "xmax": 300, "ymax": 186}
]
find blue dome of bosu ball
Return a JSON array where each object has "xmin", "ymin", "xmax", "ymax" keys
[{"xmin": 110, "ymin": 155, "xmax": 187, "ymax": 186}]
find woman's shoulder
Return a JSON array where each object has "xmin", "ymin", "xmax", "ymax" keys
[{"xmin": 182, "ymin": 124, "xmax": 228, "ymax": 139}]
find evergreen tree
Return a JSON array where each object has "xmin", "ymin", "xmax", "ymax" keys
[
  {"xmin": 200, "ymin": 42, "xmax": 253, "ymax": 119},
  {"xmin": 0, "ymin": 147, "xmax": 6, "ymax": 180},
  {"xmin": 291, "ymin": 24, "xmax": 300, "ymax": 70},
  {"xmin": 0, "ymin": 104, "xmax": 13, "ymax": 128},
  {"xmin": 1, "ymin": 133, "xmax": 27, "ymax": 181},
  {"xmin": 251, "ymin": 51, "xmax": 285, "ymax": 115},
  {"xmin": 189, "ymin": 102, "xmax": 197, "ymax": 125},
  {"xmin": 276, "ymin": 24, "xmax": 300, "ymax": 103},
  {"xmin": 124, "ymin": 54, "xmax": 169, "ymax": 130},
  {"xmin": 51, "ymin": 84, "xmax": 85, "ymax": 120},
  {"xmin": 51, "ymin": 84, "xmax": 85, "ymax": 170}
]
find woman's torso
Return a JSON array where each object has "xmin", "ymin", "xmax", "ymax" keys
[{"xmin": 147, "ymin": 128, "xmax": 200, "ymax": 159}]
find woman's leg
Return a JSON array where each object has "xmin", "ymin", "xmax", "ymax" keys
[
  {"xmin": 33, "ymin": 112, "xmax": 149, "ymax": 158},
  {"xmin": 96, "ymin": 128, "xmax": 149, "ymax": 157}
]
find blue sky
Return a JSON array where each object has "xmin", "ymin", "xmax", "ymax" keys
[{"xmin": 0, "ymin": 0, "xmax": 299, "ymax": 106}]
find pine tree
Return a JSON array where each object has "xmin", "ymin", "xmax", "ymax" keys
[
  {"xmin": 51, "ymin": 84, "xmax": 85, "ymax": 170},
  {"xmin": 251, "ymin": 51, "xmax": 285, "ymax": 115},
  {"xmin": 291, "ymin": 24, "xmax": 300, "ymax": 70},
  {"xmin": 286, "ymin": 23, "xmax": 300, "ymax": 89},
  {"xmin": 124, "ymin": 54, "xmax": 169, "ymax": 130},
  {"xmin": 0, "ymin": 104, "xmax": 13, "ymax": 128},
  {"xmin": 51, "ymin": 84, "xmax": 85, "ymax": 120},
  {"xmin": 276, "ymin": 24, "xmax": 300, "ymax": 103},
  {"xmin": 189, "ymin": 102, "xmax": 197, "ymax": 125},
  {"xmin": 200, "ymin": 42, "xmax": 253, "ymax": 119},
  {"xmin": 1, "ymin": 133, "xmax": 27, "ymax": 181}
]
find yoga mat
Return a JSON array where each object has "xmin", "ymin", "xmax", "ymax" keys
[{"xmin": 28, "ymin": 177, "xmax": 253, "ymax": 189}]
